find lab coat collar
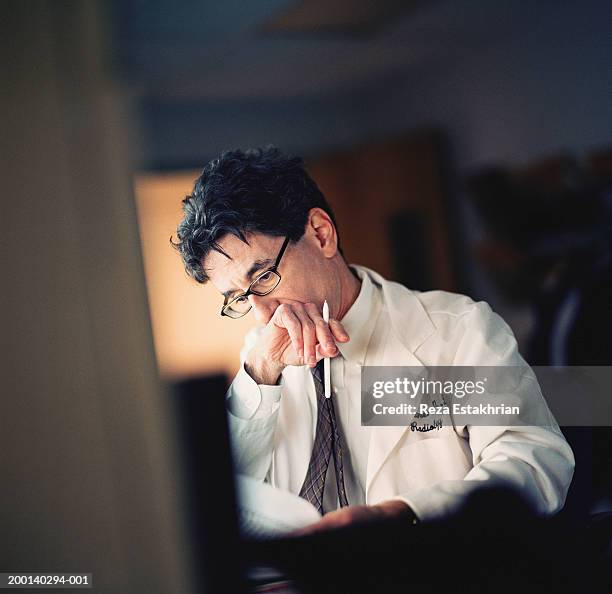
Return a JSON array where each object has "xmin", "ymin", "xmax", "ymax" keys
[
  {"xmin": 351, "ymin": 264, "xmax": 436, "ymax": 355},
  {"xmin": 348, "ymin": 266, "xmax": 437, "ymax": 500}
]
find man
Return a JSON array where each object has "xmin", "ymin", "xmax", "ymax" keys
[{"xmin": 173, "ymin": 147, "xmax": 574, "ymax": 531}]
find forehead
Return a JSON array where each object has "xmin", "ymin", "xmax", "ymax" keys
[{"xmin": 204, "ymin": 233, "xmax": 279, "ymax": 292}]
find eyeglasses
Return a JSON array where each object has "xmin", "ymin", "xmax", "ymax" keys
[{"xmin": 220, "ymin": 236, "xmax": 291, "ymax": 319}]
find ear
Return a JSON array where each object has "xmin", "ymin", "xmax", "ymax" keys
[{"xmin": 306, "ymin": 207, "xmax": 338, "ymax": 258}]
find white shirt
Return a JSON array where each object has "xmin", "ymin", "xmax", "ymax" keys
[{"xmin": 321, "ymin": 269, "xmax": 382, "ymax": 510}]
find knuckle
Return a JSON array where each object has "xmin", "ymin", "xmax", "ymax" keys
[{"xmin": 303, "ymin": 319, "xmax": 315, "ymax": 331}]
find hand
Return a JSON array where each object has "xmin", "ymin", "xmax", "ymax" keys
[
  {"xmin": 245, "ymin": 300, "xmax": 350, "ymax": 384},
  {"xmin": 292, "ymin": 501, "xmax": 417, "ymax": 536}
]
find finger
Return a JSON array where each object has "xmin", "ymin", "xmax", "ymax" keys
[
  {"xmin": 289, "ymin": 521, "xmax": 323, "ymax": 538},
  {"xmin": 315, "ymin": 341, "xmax": 341, "ymax": 360},
  {"xmin": 312, "ymin": 511, "xmax": 351, "ymax": 531},
  {"xmin": 291, "ymin": 514, "xmax": 340, "ymax": 537},
  {"xmin": 291, "ymin": 304, "xmax": 318, "ymax": 366},
  {"xmin": 304, "ymin": 303, "xmax": 338, "ymax": 357},
  {"xmin": 273, "ymin": 304, "xmax": 304, "ymax": 362},
  {"xmin": 329, "ymin": 318, "xmax": 350, "ymax": 342}
]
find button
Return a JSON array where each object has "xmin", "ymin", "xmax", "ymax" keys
[{"xmin": 333, "ymin": 386, "xmax": 339, "ymax": 394}]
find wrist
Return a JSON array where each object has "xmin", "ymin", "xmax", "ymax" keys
[{"xmin": 245, "ymin": 353, "xmax": 283, "ymax": 385}]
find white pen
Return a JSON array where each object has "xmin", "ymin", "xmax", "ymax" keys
[{"xmin": 323, "ymin": 300, "xmax": 331, "ymax": 398}]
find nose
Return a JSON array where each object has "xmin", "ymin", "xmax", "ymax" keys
[{"xmin": 248, "ymin": 294, "xmax": 276, "ymax": 325}]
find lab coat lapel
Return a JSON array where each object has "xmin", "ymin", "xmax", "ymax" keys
[{"xmin": 358, "ymin": 267, "xmax": 436, "ymax": 500}]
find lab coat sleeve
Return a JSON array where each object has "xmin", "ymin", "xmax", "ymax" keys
[
  {"xmin": 394, "ymin": 301, "xmax": 575, "ymax": 522},
  {"xmin": 226, "ymin": 327, "xmax": 282, "ymax": 480}
]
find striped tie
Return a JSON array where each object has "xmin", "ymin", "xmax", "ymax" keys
[{"xmin": 298, "ymin": 360, "xmax": 349, "ymax": 513}]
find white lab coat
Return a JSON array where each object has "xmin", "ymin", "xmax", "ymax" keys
[{"xmin": 227, "ymin": 265, "xmax": 575, "ymax": 521}]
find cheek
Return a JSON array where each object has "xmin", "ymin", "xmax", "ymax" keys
[{"xmin": 289, "ymin": 278, "xmax": 321, "ymax": 302}]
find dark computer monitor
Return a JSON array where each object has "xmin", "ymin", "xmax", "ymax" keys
[{"xmin": 172, "ymin": 374, "xmax": 247, "ymax": 593}]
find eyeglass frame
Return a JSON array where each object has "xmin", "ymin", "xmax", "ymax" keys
[{"xmin": 220, "ymin": 235, "xmax": 291, "ymax": 318}]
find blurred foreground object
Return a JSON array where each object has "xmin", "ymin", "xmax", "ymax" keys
[{"xmin": 1, "ymin": 2, "xmax": 193, "ymax": 591}]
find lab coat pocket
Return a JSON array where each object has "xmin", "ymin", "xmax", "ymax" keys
[{"xmin": 397, "ymin": 432, "xmax": 472, "ymax": 488}]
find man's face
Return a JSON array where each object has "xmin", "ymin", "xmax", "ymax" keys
[{"xmin": 204, "ymin": 232, "xmax": 331, "ymax": 325}]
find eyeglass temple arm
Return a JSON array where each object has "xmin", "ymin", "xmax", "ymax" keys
[{"xmin": 274, "ymin": 236, "xmax": 291, "ymax": 267}]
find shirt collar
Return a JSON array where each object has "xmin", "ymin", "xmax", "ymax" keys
[{"xmin": 336, "ymin": 266, "xmax": 382, "ymax": 366}]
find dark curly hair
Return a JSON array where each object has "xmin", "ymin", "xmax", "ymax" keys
[{"xmin": 171, "ymin": 147, "xmax": 340, "ymax": 284}]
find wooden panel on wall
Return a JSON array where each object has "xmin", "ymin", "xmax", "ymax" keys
[{"xmin": 307, "ymin": 130, "xmax": 456, "ymax": 291}]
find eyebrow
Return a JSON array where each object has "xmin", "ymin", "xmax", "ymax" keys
[{"xmin": 222, "ymin": 258, "xmax": 275, "ymax": 299}]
